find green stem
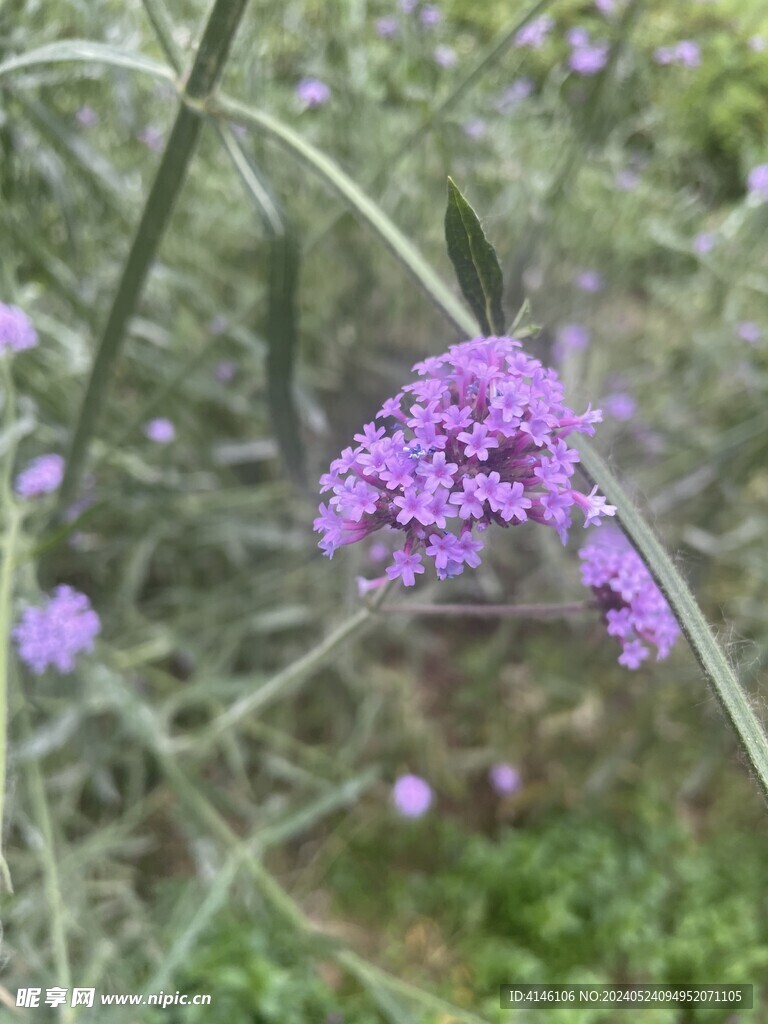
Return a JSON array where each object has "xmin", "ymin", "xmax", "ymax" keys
[
  {"xmin": 17, "ymin": 696, "xmax": 75, "ymax": 1021},
  {"xmin": 58, "ymin": 0, "xmax": 250, "ymax": 508},
  {"xmin": 377, "ymin": 600, "xmax": 596, "ymax": 618}
]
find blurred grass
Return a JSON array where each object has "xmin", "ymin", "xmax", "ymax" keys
[{"xmin": 1, "ymin": 0, "xmax": 768, "ymax": 1020}]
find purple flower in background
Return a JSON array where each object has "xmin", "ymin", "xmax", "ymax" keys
[
  {"xmin": 574, "ymin": 269, "xmax": 604, "ymax": 293},
  {"xmin": 75, "ymin": 105, "xmax": 98, "ymax": 128},
  {"xmin": 489, "ymin": 762, "xmax": 521, "ymax": 795},
  {"xmin": 400, "ymin": 0, "xmax": 418, "ymax": 11},
  {"xmin": 215, "ymin": 360, "xmax": 238, "ymax": 383},
  {"xmin": 14, "ymin": 585, "xmax": 101, "ymax": 675},
  {"xmin": 555, "ymin": 323, "xmax": 591, "ymax": 353},
  {"xmin": 14, "ymin": 454, "xmax": 64, "ymax": 498},
  {"xmin": 579, "ymin": 528, "xmax": 680, "ymax": 669},
  {"xmin": 693, "ymin": 231, "xmax": 716, "ymax": 255},
  {"xmin": 419, "ymin": 4, "xmax": 442, "ymax": 26},
  {"xmin": 515, "ymin": 14, "xmax": 554, "ymax": 49},
  {"xmin": 496, "ymin": 77, "xmax": 533, "ymax": 112},
  {"xmin": 463, "ymin": 118, "xmax": 487, "ymax": 140},
  {"xmin": 433, "ymin": 44, "xmax": 457, "ymax": 68},
  {"xmin": 567, "ymin": 27, "xmax": 591, "ymax": 48},
  {"xmin": 674, "ymin": 40, "xmax": 701, "ymax": 67},
  {"xmin": 392, "ymin": 774, "xmax": 433, "ymax": 817},
  {"xmin": 595, "ymin": 0, "xmax": 617, "ymax": 12},
  {"xmin": 569, "ymin": 41, "xmax": 609, "ymax": 76},
  {"xmin": 736, "ymin": 321, "xmax": 762, "ymax": 345},
  {"xmin": 615, "ymin": 168, "xmax": 640, "ymax": 191},
  {"xmin": 316, "ymin": 336, "xmax": 615, "ymax": 587},
  {"xmin": 296, "ymin": 77, "xmax": 331, "ymax": 108},
  {"xmin": 747, "ymin": 164, "xmax": 768, "ymax": 202},
  {"xmin": 145, "ymin": 418, "xmax": 176, "ymax": 444},
  {"xmin": 375, "ymin": 16, "xmax": 400, "ymax": 38},
  {"xmin": 603, "ymin": 392, "xmax": 636, "ymax": 421},
  {"xmin": 138, "ymin": 125, "xmax": 165, "ymax": 152},
  {"xmin": 0, "ymin": 303, "xmax": 38, "ymax": 353}
]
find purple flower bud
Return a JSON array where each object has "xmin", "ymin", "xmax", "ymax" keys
[
  {"xmin": 144, "ymin": 418, "xmax": 176, "ymax": 444},
  {"xmin": 0, "ymin": 303, "xmax": 38, "ymax": 353},
  {"xmin": 14, "ymin": 454, "xmax": 64, "ymax": 498},
  {"xmin": 14, "ymin": 585, "xmax": 101, "ymax": 675},
  {"xmin": 489, "ymin": 762, "xmax": 521, "ymax": 795},
  {"xmin": 296, "ymin": 77, "xmax": 331, "ymax": 108},
  {"xmin": 392, "ymin": 774, "xmax": 433, "ymax": 817}
]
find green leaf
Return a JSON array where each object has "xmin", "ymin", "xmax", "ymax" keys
[{"xmin": 444, "ymin": 177, "xmax": 505, "ymax": 336}]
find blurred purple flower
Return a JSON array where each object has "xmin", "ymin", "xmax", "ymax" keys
[
  {"xmin": 749, "ymin": 35, "xmax": 766, "ymax": 53},
  {"xmin": 736, "ymin": 321, "xmax": 762, "ymax": 345},
  {"xmin": 392, "ymin": 774, "xmax": 433, "ymax": 817},
  {"xmin": 555, "ymin": 323, "xmax": 591, "ymax": 352},
  {"xmin": 375, "ymin": 16, "xmax": 400, "ymax": 38},
  {"xmin": 496, "ymin": 77, "xmax": 534, "ymax": 112},
  {"xmin": 693, "ymin": 231, "xmax": 716, "ymax": 255},
  {"xmin": 614, "ymin": 168, "xmax": 640, "ymax": 191},
  {"xmin": 603, "ymin": 392, "xmax": 637, "ymax": 421},
  {"xmin": 747, "ymin": 164, "xmax": 768, "ymax": 202},
  {"xmin": 369, "ymin": 541, "xmax": 390, "ymax": 563},
  {"xmin": 514, "ymin": 15, "xmax": 554, "ymax": 49},
  {"xmin": 654, "ymin": 41, "xmax": 700, "ymax": 68},
  {"xmin": 567, "ymin": 27, "xmax": 591, "ymax": 48},
  {"xmin": 489, "ymin": 762, "xmax": 521, "ymax": 795},
  {"xmin": 574, "ymin": 269, "xmax": 604, "ymax": 293},
  {"xmin": 296, "ymin": 77, "xmax": 331, "ymax": 108},
  {"xmin": 569, "ymin": 42, "xmax": 609, "ymax": 75},
  {"xmin": 215, "ymin": 360, "xmax": 238, "ymax": 383},
  {"xmin": 462, "ymin": 118, "xmax": 487, "ymax": 140},
  {"xmin": 653, "ymin": 46, "xmax": 674, "ymax": 65},
  {"xmin": 580, "ymin": 528, "xmax": 679, "ymax": 669},
  {"xmin": 433, "ymin": 45, "xmax": 457, "ymax": 68},
  {"xmin": 14, "ymin": 585, "xmax": 101, "ymax": 675},
  {"xmin": 145, "ymin": 418, "xmax": 176, "ymax": 444},
  {"xmin": 419, "ymin": 4, "xmax": 442, "ymax": 26},
  {"xmin": 400, "ymin": 0, "xmax": 418, "ymax": 11},
  {"xmin": 595, "ymin": 0, "xmax": 617, "ymax": 12},
  {"xmin": 15, "ymin": 454, "xmax": 64, "ymax": 498},
  {"xmin": 75, "ymin": 105, "xmax": 98, "ymax": 128},
  {"xmin": 138, "ymin": 125, "xmax": 165, "ymax": 152},
  {"xmin": 0, "ymin": 303, "xmax": 38, "ymax": 353}
]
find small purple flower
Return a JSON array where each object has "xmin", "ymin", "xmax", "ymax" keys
[
  {"xmin": 496, "ymin": 78, "xmax": 533, "ymax": 113},
  {"xmin": 747, "ymin": 164, "xmax": 768, "ymax": 203},
  {"xmin": 75, "ymin": 105, "xmax": 98, "ymax": 128},
  {"xmin": 419, "ymin": 4, "xmax": 442, "ymax": 27},
  {"xmin": 392, "ymin": 774, "xmax": 432, "ymax": 818},
  {"xmin": 14, "ymin": 454, "xmax": 64, "ymax": 498},
  {"xmin": 144, "ymin": 418, "xmax": 176, "ymax": 444},
  {"xmin": 214, "ymin": 360, "xmax": 238, "ymax": 383},
  {"xmin": 385, "ymin": 549, "xmax": 425, "ymax": 587},
  {"xmin": 0, "ymin": 303, "xmax": 38, "ymax": 353},
  {"xmin": 579, "ymin": 528, "xmax": 680, "ymax": 669},
  {"xmin": 603, "ymin": 392, "xmax": 637, "ymax": 421},
  {"xmin": 736, "ymin": 321, "xmax": 762, "ymax": 345},
  {"xmin": 138, "ymin": 125, "xmax": 165, "ymax": 152},
  {"xmin": 433, "ymin": 45, "xmax": 457, "ymax": 68},
  {"xmin": 462, "ymin": 118, "xmax": 487, "ymax": 141},
  {"xmin": 555, "ymin": 323, "xmax": 591, "ymax": 354},
  {"xmin": 296, "ymin": 77, "xmax": 331, "ymax": 108},
  {"xmin": 514, "ymin": 14, "xmax": 554, "ymax": 49},
  {"xmin": 14, "ymin": 585, "xmax": 101, "ymax": 675},
  {"xmin": 489, "ymin": 762, "xmax": 521, "ymax": 795},
  {"xmin": 674, "ymin": 40, "xmax": 701, "ymax": 68},
  {"xmin": 569, "ymin": 42, "xmax": 609, "ymax": 76},
  {"xmin": 693, "ymin": 231, "xmax": 716, "ymax": 255},
  {"xmin": 574, "ymin": 269, "xmax": 604, "ymax": 293},
  {"xmin": 375, "ymin": 16, "xmax": 399, "ymax": 38}
]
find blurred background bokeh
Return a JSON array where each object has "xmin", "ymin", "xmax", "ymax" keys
[{"xmin": 2, "ymin": 0, "xmax": 768, "ymax": 1020}]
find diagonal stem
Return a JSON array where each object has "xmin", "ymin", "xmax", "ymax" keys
[
  {"xmin": 58, "ymin": 0, "xmax": 251, "ymax": 508},
  {"xmin": 376, "ymin": 600, "xmax": 596, "ymax": 618}
]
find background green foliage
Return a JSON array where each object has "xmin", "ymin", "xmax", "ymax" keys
[{"xmin": 1, "ymin": 0, "xmax": 768, "ymax": 1020}]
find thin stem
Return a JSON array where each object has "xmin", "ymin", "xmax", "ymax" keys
[
  {"xmin": 376, "ymin": 600, "xmax": 596, "ymax": 618},
  {"xmin": 17, "ymin": 696, "xmax": 74, "ymax": 1021},
  {"xmin": 58, "ymin": 0, "xmax": 250, "ymax": 508}
]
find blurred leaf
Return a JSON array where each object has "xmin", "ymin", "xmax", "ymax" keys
[
  {"xmin": 444, "ymin": 178, "xmax": 505, "ymax": 336},
  {"xmin": 0, "ymin": 40, "xmax": 174, "ymax": 83}
]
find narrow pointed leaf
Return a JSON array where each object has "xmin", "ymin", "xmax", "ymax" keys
[{"xmin": 444, "ymin": 177, "xmax": 505, "ymax": 335}]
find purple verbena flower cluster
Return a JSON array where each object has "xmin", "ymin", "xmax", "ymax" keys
[
  {"xmin": 14, "ymin": 585, "xmax": 101, "ymax": 675},
  {"xmin": 315, "ymin": 336, "xmax": 615, "ymax": 587},
  {"xmin": 14, "ymin": 453, "xmax": 64, "ymax": 498},
  {"xmin": 0, "ymin": 303, "xmax": 38, "ymax": 353},
  {"xmin": 579, "ymin": 528, "xmax": 679, "ymax": 669}
]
